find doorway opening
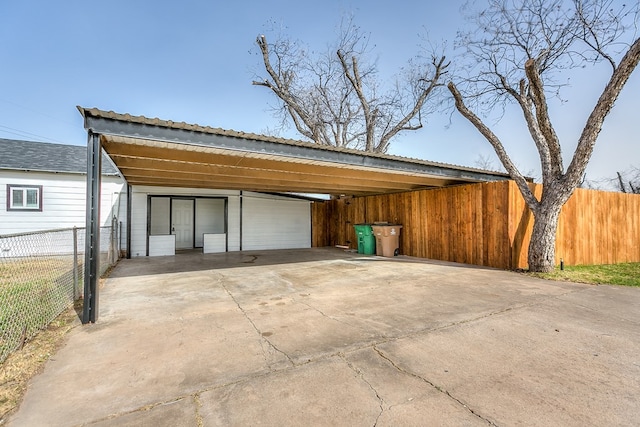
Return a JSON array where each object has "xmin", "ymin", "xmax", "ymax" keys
[{"xmin": 146, "ymin": 196, "xmax": 227, "ymax": 255}]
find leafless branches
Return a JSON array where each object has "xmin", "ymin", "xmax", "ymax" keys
[
  {"xmin": 448, "ymin": 0, "xmax": 640, "ymax": 271},
  {"xmin": 614, "ymin": 167, "xmax": 640, "ymax": 193},
  {"xmin": 456, "ymin": 0, "xmax": 639, "ymax": 105},
  {"xmin": 252, "ymin": 22, "xmax": 449, "ymax": 152}
]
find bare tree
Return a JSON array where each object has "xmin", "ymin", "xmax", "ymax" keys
[
  {"xmin": 253, "ymin": 21, "xmax": 449, "ymax": 153},
  {"xmin": 448, "ymin": 0, "xmax": 640, "ymax": 272},
  {"xmin": 474, "ymin": 153, "xmax": 502, "ymax": 171},
  {"xmin": 615, "ymin": 167, "xmax": 640, "ymax": 193}
]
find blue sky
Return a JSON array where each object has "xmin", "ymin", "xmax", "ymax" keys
[{"xmin": 1, "ymin": 0, "xmax": 638, "ymax": 183}]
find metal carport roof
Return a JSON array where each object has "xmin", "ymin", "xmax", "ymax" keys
[
  {"xmin": 78, "ymin": 106, "xmax": 512, "ymax": 324},
  {"xmin": 78, "ymin": 107, "xmax": 510, "ymax": 197}
]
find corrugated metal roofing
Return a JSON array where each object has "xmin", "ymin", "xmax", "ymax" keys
[
  {"xmin": 0, "ymin": 138, "xmax": 119, "ymax": 175},
  {"xmin": 78, "ymin": 107, "xmax": 513, "ymax": 196},
  {"xmin": 79, "ymin": 107, "xmax": 507, "ymax": 177}
]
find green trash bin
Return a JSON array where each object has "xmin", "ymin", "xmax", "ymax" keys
[{"xmin": 354, "ymin": 224, "xmax": 376, "ymax": 255}]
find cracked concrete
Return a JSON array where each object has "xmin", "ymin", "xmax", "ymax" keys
[
  {"xmin": 6, "ymin": 248, "xmax": 640, "ymax": 426},
  {"xmin": 219, "ymin": 276, "xmax": 294, "ymax": 370}
]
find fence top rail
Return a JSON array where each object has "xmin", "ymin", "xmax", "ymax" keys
[{"xmin": 0, "ymin": 226, "xmax": 90, "ymax": 239}]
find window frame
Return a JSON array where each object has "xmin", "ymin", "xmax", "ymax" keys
[{"xmin": 6, "ymin": 184, "xmax": 43, "ymax": 212}]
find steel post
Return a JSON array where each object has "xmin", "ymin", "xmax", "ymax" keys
[{"xmin": 82, "ymin": 132, "xmax": 101, "ymax": 323}]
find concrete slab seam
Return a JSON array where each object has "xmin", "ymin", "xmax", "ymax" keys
[
  {"xmin": 193, "ymin": 393, "xmax": 204, "ymax": 427},
  {"xmin": 86, "ymin": 282, "xmax": 592, "ymax": 425},
  {"xmin": 392, "ymin": 286, "xmax": 596, "ymax": 344},
  {"xmin": 217, "ymin": 275, "xmax": 295, "ymax": 368},
  {"xmin": 82, "ymin": 396, "xmax": 190, "ymax": 426},
  {"xmin": 338, "ymin": 352, "xmax": 386, "ymax": 426},
  {"xmin": 372, "ymin": 346, "xmax": 497, "ymax": 426},
  {"xmin": 80, "ymin": 373, "xmax": 275, "ymax": 426}
]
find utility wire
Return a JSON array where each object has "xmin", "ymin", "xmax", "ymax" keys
[{"xmin": 0, "ymin": 124, "xmax": 68, "ymax": 144}]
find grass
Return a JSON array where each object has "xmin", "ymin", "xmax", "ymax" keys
[
  {"xmin": 528, "ymin": 262, "xmax": 640, "ymax": 287},
  {"xmin": 0, "ymin": 256, "xmax": 82, "ymax": 421},
  {"xmin": 0, "ymin": 257, "xmax": 81, "ymax": 363},
  {"xmin": 0, "ymin": 259, "xmax": 111, "ymax": 424}
]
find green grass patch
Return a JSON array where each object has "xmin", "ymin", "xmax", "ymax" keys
[
  {"xmin": 0, "ymin": 257, "xmax": 81, "ymax": 363},
  {"xmin": 530, "ymin": 263, "xmax": 640, "ymax": 287}
]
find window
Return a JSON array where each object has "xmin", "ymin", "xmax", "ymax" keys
[{"xmin": 7, "ymin": 185, "xmax": 43, "ymax": 211}]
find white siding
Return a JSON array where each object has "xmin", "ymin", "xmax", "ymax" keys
[
  {"xmin": 195, "ymin": 198, "xmax": 225, "ymax": 247},
  {"xmin": 227, "ymin": 195, "xmax": 240, "ymax": 251},
  {"xmin": 241, "ymin": 193, "xmax": 311, "ymax": 250},
  {"xmin": 130, "ymin": 186, "xmax": 241, "ymax": 257},
  {"xmin": 130, "ymin": 191, "xmax": 149, "ymax": 257},
  {"xmin": 149, "ymin": 197, "xmax": 170, "ymax": 235},
  {"xmin": 148, "ymin": 235, "xmax": 176, "ymax": 256},
  {"xmin": 129, "ymin": 187, "xmax": 311, "ymax": 256},
  {"xmin": 203, "ymin": 233, "xmax": 226, "ymax": 253},
  {"xmin": 0, "ymin": 170, "xmax": 126, "ymax": 235}
]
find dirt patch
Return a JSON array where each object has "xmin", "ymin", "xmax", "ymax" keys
[
  {"xmin": 0, "ymin": 273, "xmax": 111, "ymax": 424},
  {"xmin": 0, "ymin": 304, "xmax": 80, "ymax": 424}
]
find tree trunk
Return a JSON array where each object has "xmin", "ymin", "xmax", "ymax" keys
[{"xmin": 528, "ymin": 203, "xmax": 561, "ymax": 272}]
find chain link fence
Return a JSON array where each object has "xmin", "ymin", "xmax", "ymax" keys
[{"xmin": 0, "ymin": 218, "xmax": 120, "ymax": 363}]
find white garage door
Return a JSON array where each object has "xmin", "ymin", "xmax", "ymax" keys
[{"xmin": 242, "ymin": 196, "xmax": 311, "ymax": 250}]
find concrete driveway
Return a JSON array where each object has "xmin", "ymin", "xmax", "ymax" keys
[{"xmin": 8, "ymin": 248, "xmax": 640, "ymax": 426}]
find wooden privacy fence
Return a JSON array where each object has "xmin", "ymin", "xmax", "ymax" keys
[{"xmin": 311, "ymin": 180, "xmax": 640, "ymax": 270}]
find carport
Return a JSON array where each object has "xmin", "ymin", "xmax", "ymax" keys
[{"xmin": 78, "ymin": 106, "xmax": 510, "ymax": 323}]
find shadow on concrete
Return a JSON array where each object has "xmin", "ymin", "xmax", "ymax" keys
[{"xmin": 107, "ymin": 247, "xmax": 492, "ymax": 279}]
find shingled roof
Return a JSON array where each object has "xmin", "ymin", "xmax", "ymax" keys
[{"xmin": 0, "ymin": 138, "xmax": 119, "ymax": 175}]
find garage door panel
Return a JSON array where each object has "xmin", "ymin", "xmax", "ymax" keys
[{"xmin": 242, "ymin": 197, "xmax": 311, "ymax": 250}]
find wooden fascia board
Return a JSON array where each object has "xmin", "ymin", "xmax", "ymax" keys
[
  {"xmin": 122, "ymin": 175, "xmax": 399, "ymax": 194},
  {"xmin": 111, "ymin": 156, "xmax": 437, "ymax": 191}
]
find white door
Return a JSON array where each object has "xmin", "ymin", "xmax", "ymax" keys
[{"xmin": 172, "ymin": 199, "xmax": 194, "ymax": 249}]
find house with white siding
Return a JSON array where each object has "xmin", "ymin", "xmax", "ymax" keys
[
  {"xmin": 0, "ymin": 138, "xmax": 126, "ymax": 236},
  {"xmin": 0, "ymin": 137, "xmax": 312, "ymax": 257}
]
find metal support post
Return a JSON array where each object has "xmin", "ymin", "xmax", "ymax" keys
[
  {"xmin": 73, "ymin": 227, "xmax": 78, "ymax": 299},
  {"xmin": 126, "ymin": 184, "xmax": 132, "ymax": 259},
  {"xmin": 83, "ymin": 132, "xmax": 102, "ymax": 323}
]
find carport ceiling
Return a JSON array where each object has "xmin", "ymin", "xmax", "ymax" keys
[{"xmin": 79, "ymin": 107, "xmax": 511, "ymax": 196}]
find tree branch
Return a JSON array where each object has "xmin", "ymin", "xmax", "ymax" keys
[
  {"xmin": 337, "ymin": 50, "xmax": 376, "ymax": 151},
  {"xmin": 448, "ymin": 81, "xmax": 539, "ymax": 210},
  {"xmin": 566, "ymin": 37, "xmax": 640, "ymax": 189},
  {"xmin": 524, "ymin": 58, "xmax": 563, "ymax": 177},
  {"xmin": 502, "ymin": 75, "xmax": 553, "ymax": 183},
  {"xmin": 255, "ymin": 35, "xmax": 319, "ymax": 142},
  {"xmin": 377, "ymin": 56, "xmax": 449, "ymax": 152}
]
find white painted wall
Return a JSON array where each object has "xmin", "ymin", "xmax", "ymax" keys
[
  {"xmin": 129, "ymin": 185, "xmax": 240, "ymax": 257},
  {"xmin": 129, "ymin": 187, "xmax": 311, "ymax": 256},
  {"xmin": 148, "ymin": 235, "xmax": 176, "ymax": 256},
  {"xmin": 0, "ymin": 170, "xmax": 126, "ymax": 235},
  {"xmin": 241, "ymin": 192, "xmax": 311, "ymax": 250},
  {"xmin": 149, "ymin": 197, "xmax": 171, "ymax": 235},
  {"xmin": 195, "ymin": 198, "xmax": 226, "ymax": 247}
]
